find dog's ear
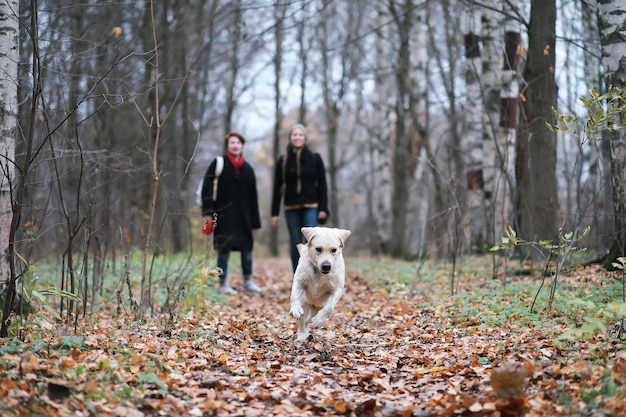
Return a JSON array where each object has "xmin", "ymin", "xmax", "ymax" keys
[
  {"xmin": 337, "ymin": 228, "xmax": 351, "ymax": 246},
  {"xmin": 301, "ymin": 227, "xmax": 316, "ymax": 242},
  {"xmin": 296, "ymin": 243, "xmax": 308, "ymax": 256}
]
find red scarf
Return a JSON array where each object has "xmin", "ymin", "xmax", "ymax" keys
[{"xmin": 226, "ymin": 153, "xmax": 245, "ymax": 172}]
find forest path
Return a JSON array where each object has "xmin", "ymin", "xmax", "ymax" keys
[
  {"xmin": 186, "ymin": 257, "xmax": 541, "ymax": 416},
  {"xmin": 2, "ymin": 257, "xmax": 619, "ymax": 416}
]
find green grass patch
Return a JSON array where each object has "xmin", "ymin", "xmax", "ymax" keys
[{"xmin": 349, "ymin": 256, "xmax": 626, "ymax": 341}]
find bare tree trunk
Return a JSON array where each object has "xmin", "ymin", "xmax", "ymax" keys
[
  {"xmin": 319, "ymin": 6, "xmax": 341, "ymax": 227},
  {"xmin": 495, "ymin": 0, "xmax": 520, "ymax": 242},
  {"xmin": 269, "ymin": 0, "xmax": 286, "ymax": 257},
  {"xmin": 0, "ymin": 0, "xmax": 18, "ymax": 284},
  {"xmin": 223, "ymin": 0, "xmax": 243, "ymax": 135},
  {"xmin": 0, "ymin": 1, "xmax": 19, "ymax": 334},
  {"xmin": 581, "ymin": 0, "xmax": 612, "ymax": 254},
  {"xmin": 317, "ymin": 2, "xmax": 364, "ymax": 228},
  {"xmin": 388, "ymin": 0, "xmax": 416, "ymax": 258},
  {"xmin": 559, "ymin": 1, "xmax": 578, "ymax": 233},
  {"xmin": 481, "ymin": 0, "xmax": 501, "ymax": 245},
  {"xmin": 368, "ymin": 0, "xmax": 393, "ymax": 256},
  {"xmin": 141, "ymin": 0, "xmax": 163, "ymax": 315},
  {"xmin": 296, "ymin": 5, "xmax": 309, "ymax": 124},
  {"xmin": 162, "ymin": 1, "xmax": 194, "ymax": 253},
  {"xmin": 55, "ymin": 2, "xmax": 90, "ymax": 322},
  {"xmin": 406, "ymin": 3, "xmax": 429, "ymax": 258},
  {"xmin": 597, "ymin": 0, "xmax": 626, "ymax": 266},
  {"xmin": 463, "ymin": 3, "xmax": 484, "ymax": 251},
  {"xmin": 516, "ymin": 0, "xmax": 559, "ymax": 256}
]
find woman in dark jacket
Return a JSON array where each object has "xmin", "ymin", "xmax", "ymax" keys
[
  {"xmin": 201, "ymin": 131, "xmax": 262, "ymax": 294},
  {"xmin": 270, "ymin": 124, "xmax": 329, "ymax": 272}
]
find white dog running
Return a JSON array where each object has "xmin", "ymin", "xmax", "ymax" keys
[{"xmin": 289, "ymin": 226, "xmax": 352, "ymax": 341}]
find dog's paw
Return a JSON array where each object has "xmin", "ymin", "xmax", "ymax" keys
[
  {"xmin": 310, "ymin": 317, "xmax": 324, "ymax": 328},
  {"xmin": 310, "ymin": 312, "xmax": 327, "ymax": 328},
  {"xmin": 289, "ymin": 304, "xmax": 304, "ymax": 319},
  {"xmin": 295, "ymin": 332, "xmax": 310, "ymax": 341}
]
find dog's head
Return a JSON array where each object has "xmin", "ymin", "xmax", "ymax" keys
[{"xmin": 301, "ymin": 227, "xmax": 351, "ymax": 274}]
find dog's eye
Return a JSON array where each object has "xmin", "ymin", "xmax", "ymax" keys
[
  {"xmin": 331, "ymin": 248, "xmax": 337, "ymax": 253},
  {"xmin": 315, "ymin": 247, "xmax": 322, "ymax": 253}
]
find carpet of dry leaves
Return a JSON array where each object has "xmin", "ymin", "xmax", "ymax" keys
[{"xmin": 1, "ymin": 257, "xmax": 625, "ymax": 417}]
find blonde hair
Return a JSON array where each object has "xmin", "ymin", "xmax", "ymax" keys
[
  {"xmin": 283, "ymin": 123, "xmax": 308, "ymax": 195},
  {"xmin": 287, "ymin": 124, "xmax": 307, "ymax": 144}
]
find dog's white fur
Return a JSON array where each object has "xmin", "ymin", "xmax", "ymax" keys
[{"xmin": 289, "ymin": 226, "xmax": 351, "ymax": 341}]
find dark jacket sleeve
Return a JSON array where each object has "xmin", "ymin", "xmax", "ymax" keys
[
  {"xmin": 315, "ymin": 153, "xmax": 329, "ymax": 214},
  {"xmin": 250, "ymin": 168, "xmax": 262, "ymax": 229},
  {"xmin": 271, "ymin": 155, "xmax": 284, "ymax": 216},
  {"xmin": 201, "ymin": 158, "xmax": 218, "ymax": 216}
]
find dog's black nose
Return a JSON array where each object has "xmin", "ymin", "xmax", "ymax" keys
[{"xmin": 320, "ymin": 261, "xmax": 331, "ymax": 274}]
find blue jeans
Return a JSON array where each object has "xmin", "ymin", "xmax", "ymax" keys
[
  {"xmin": 217, "ymin": 250, "xmax": 253, "ymax": 284},
  {"xmin": 285, "ymin": 207, "xmax": 319, "ymax": 272}
]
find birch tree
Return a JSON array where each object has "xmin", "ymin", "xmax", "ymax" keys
[
  {"xmin": 0, "ymin": 0, "xmax": 19, "ymax": 334},
  {"xmin": 368, "ymin": 0, "xmax": 394, "ymax": 255},
  {"xmin": 495, "ymin": 0, "xmax": 520, "ymax": 243},
  {"xmin": 463, "ymin": 3, "xmax": 484, "ymax": 249},
  {"xmin": 597, "ymin": 0, "xmax": 626, "ymax": 264},
  {"xmin": 480, "ymin": 0, "xmax": 501, "ymax": 244},
  {"xmin": 405, "ymin": 2, "xmax": 429, "ymax": 257},
  {"xmin": 0, "ymin": 0, "xmax": 18, "ymax": 279},
  {"xmin": 581, "ymin": 0, "xmax": 612, "ymax": 252}
]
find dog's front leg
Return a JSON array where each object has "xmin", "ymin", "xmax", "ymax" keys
[
  {"xmin": 309, "ymin": 289, "xmax": 342, "ymax": 328},
  {"xmin": 295, "ymin": 305, "xmax": 312, "ymax": 341},
  {"xmin": 289, "ymin": 281, "xmax": 305, "ymax": 319}
]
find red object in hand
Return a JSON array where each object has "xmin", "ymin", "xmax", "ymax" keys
[{"xmin": 202, "ymin": 218, "xmax": 214, "ymax": 235}]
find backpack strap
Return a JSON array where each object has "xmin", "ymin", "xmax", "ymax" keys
[{"xmin": 212, "ymin": 156, "xmax": 224, "ymax": 201}]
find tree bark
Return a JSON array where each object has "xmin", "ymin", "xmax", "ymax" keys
[
  {"xmin": 516, "ymin": 0, "xmax": 559, "ymax": 256},
  {"xmin": 223, "ymin": 0, "xmax": 243, "ymax": 135},
  {"xmin": 269, "ymin": 0, "xmax": 286, "ymax": 257},
  {"xmin": 0, "ymin": 0, "xmax": 19, "ymax": 336},
  {"xmin": 480, "ymin": 0, "xmax": 501, "ymax": 246},
  {"xmin": 581, "ymin": 0, "xmax": 612, "ymax": 254},
  {"xmin": 319, "ymin": 3, "xmax": 341, "ymax": 228},
  {"xmin": 368, "ymin": 0, "xmax": 393, "ymax": 256},
  {"xmin": 406, "ymin": 2, "xmax": 428, "ymax": 258},
  {"xmin": 0, "ymin": 0, "xmax": 18, "ymax": 281},
  {"xmin": 597, "ymin": 0, "xmax": 626, "ymax": 265},
  {"xmin": 389, "ymin": 0, "xmax": 411, "ymax": 258},
  {"xmin": 494, "ymin": 0, "xmax": 520, "ymax": 244},
  {"xmin": 463, "ymin": 3, "xmax": 485, "ymax": 250}
]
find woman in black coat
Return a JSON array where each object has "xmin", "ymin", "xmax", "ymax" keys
[
  {"xmin": 270, "ymin": 124, "xmax": 329, "ymax": 272},
  {"xmin": 201, "ymin": 132, "xmax": 262, "ymax": 294}
]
